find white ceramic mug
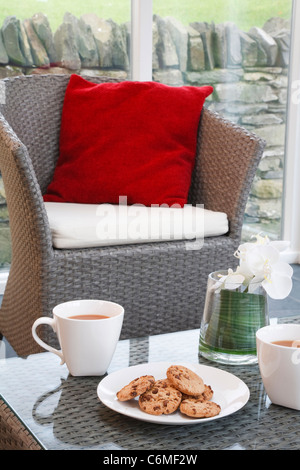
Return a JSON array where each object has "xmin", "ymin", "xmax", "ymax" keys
[
  {"xmin": 256, "ymin": 323, "xmax": 300, "ymax": 410},
  {"xmin": 32, "ymin": 299, "xmax": 124, "ymax": 376}
]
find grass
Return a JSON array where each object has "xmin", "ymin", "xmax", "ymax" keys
[
  {"xmin": 154, "ymin": 0, "xmax": 292, "ymax": 31},
  {"xmin": 0, "ymin": 0, "xmax": 131, "ymax": 31},
  {"xmin": 0, "ymin": 0, "xmax": 292, "ymax": 33}
]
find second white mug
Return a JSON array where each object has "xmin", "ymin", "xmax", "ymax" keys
[{"xmin": 256, "ymin": 323, "xmax": 300, "ymax": 410}]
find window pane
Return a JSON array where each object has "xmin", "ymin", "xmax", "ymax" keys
[
  {"xmin": 0, "ymin": 0, "xmax": 131, "ymax": 268},
  {"xmin": 153, "ymin": 0, "xmax": 292, "ymax": 242}
]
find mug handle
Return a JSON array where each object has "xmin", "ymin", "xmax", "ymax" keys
[{"xmin": 32, "ymin": 317, "xmax": 65, "ymax": 364}]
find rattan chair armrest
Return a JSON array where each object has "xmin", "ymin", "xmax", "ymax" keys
[
  {"xmin": 190, "ymin": 108, "xmax": 265, "ymax": 240},
  {"xmin": 0, "ymin": 113, "xmax": 53, "ymax": 259}
]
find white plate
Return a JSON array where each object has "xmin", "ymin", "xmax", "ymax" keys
[{"xmin": 97, "ymin": 361, "xmax": 250, "ymax": 425}]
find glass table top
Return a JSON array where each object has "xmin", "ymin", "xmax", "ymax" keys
[{"xmin": 1, "ymin": 317, "xmax": 300, "ymax": 450}]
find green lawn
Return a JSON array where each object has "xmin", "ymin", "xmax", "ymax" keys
[
  {"xmin": 0, "ymin": 0, "xmax": 292, "ymax": 33},
  {"xmin": 154, "ymin": 0, "xmax": 292, "ymax": 31}
]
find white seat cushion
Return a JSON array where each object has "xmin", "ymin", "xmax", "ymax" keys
[{"xmin": 44, "ymin": 202, "xmax": 229, "ymax": 249}]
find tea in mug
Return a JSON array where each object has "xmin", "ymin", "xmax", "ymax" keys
[
  {"xmin": 69, "ymin": 314, "xmax": 109, "ymax": 320},
  {"xmin": 272, "ymin": 340, "xmax": 300, "ymax": 348}
]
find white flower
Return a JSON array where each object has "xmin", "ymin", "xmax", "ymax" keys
[
  {"xmin": 216, "ymin": 268, "xmax": 245, "ymax": 291},
  {"xmin": 225, "ymin": 234, "xmax": 293, "ymax": 300},
  {"xmin": 245, "ymin": 244, "xmax": 293, "ymax": 299},
  {"xmin": 262, "ymin": 260, "xmax": 293, "ymax": 299}
]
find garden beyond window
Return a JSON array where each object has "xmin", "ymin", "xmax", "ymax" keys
[{"xmin": 0, "ymin": 0, "xmax": 293, "ymax": 267}]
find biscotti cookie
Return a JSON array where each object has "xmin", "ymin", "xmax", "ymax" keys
[
  {"xmin": 166, "ymin": 365, "xmax": 205, "ymax": 396},
  {"xmin": 116, "ymin": 375, "xmax": 155, "ymax": 401},
  {"xmin": 180, "ymin": 399, "xmax": 221, "ymax": 418},
  {"xmin": 138, "ymin": 380, "xmax": 182, "ymax": 415}
]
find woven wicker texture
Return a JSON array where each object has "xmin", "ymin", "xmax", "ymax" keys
[
  {"xmin": 0, "ymin": 400, "xmax": 41, "ymax": 450},
  {"xmin": 0, "ymin": 74, "xmax": 265, "ymax": 357}
]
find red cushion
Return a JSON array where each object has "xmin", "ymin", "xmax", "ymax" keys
[{"xmin": 43, "ymin": 74, "xmax": 213, "ymax": 207}]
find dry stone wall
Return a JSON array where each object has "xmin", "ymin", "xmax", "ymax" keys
[{"xmin": 0, "ymin": 13, "xmax": 290, "ymax": 264}]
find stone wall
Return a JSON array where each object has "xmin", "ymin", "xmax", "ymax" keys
[
  {"xmin": 0, "ymin": 13, "xmax": 291, "ymax": 265},
  {"xmin": 151, "ymin": 16, "xmax": 289, "ymax": 241}
]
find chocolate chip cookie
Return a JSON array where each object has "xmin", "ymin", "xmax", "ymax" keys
[
  {"xmin": 138, "ymin": 380, "xmax": 182, "ymax": 415},
  {"xmin": 116, "ymin": 375, "xmax": 155, "ymax": 401},
  {"xmin": 166, "ymin": 365, "xmax": 205, "ymax": 396},
  {"xmin": 180, "ymin": 398, "xmax": 221, "ymax": 418},
  {"xmin": 181, "ymin": 384, "xmax": 213, "ymax": 402}
]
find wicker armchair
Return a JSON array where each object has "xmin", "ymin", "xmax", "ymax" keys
[{"xmin": 0, "ymin": 74, "xmax": 265, "ymax": 357}]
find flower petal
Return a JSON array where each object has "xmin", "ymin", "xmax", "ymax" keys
[
  {"xmin": 262, "ymin": 273, "xmax": 293, "ymax": 299},
  {"xmin": 246, "ymin": 245, "xmax": 279, "ymax": 276},
  {"xmin": 224, "ymin": 274, "xmax": 245, "ymax": 290},
  {"xmin": 271, "ymin": 261, "xmax": 293, "ymax": 278}
]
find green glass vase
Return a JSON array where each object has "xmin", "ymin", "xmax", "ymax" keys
[{"xmin": 199, "ymin": 271, "xmax": 269, "ymax": 365}]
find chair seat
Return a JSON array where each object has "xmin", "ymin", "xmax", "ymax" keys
[{"xmin": 44, "ymin": 202, "xmax": 229, "ymax": 249}]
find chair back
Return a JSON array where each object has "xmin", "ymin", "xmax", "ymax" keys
[
  {"xmin": 0, "ymin": 74, "xmax": 122, "ymax": 194},
  {"xmin": 0, "ymin": 75, "xmax": 68, "ymax": 193}
]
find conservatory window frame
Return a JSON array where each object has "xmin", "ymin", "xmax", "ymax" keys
[
  {"xmin": 131, "ymin": 0, "xmax": 300, "ymax": 263},
  {"xmin": 281, "ymin": 0, "xmax": 300, "ymax": 263}
]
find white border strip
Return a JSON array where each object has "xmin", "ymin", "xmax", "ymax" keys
[
  {"xmin": 282, "ymin": 0, "xmax": 300, "ymax": 263},
  {"xmin": 131, "ymin": 0, "xmax": 153, "ymax": 81},
  {"xmin": 0, "ymin": 271, "xmax": 8, "ymax": 295}
]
